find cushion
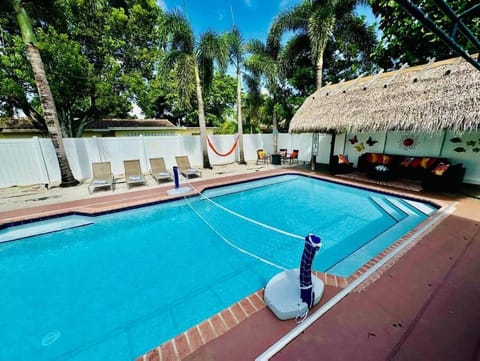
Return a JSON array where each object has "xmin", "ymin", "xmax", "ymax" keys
[
  {"xmin": 290, "ymin": 151, "xmax": 298, "ymax": 159},
  {"xmin": 258, "ymin": 151, "xmax": 265, "ymax": 158},
  {"xmin": 410, "ymin": 158, "xmax": 421, "ymax": 168},
  {"xmin": 338, "ymin": 154, "xmax": 349, "ymax": 164},
  {"xmin": 432, "ymin": 162, "xmax": 450, "ymax": 176},
  {"xmin": 370, "ymin": 153, "xmax": 383, "ymax": 164},
  {"xmin": 400, "ymin": 157, "xmax": 414, "ymax": 167},
  {"xmin": 382, "ymin": 155, "xmax": 392, "ymax": 165},
  {"xmin": 279, "ymin": 150, "xmax": 287, "ymax": 157},
  {"xmin": 420, "ymin": 157, "xmax": 436, "ymax": 169}
]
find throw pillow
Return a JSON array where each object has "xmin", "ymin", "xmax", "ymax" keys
[
  {"xmin": 410, "ymin": 158, "xmax": 421, "ymax": 168},
  {"xmin": 338, "ymin": 154, "xmax": 349, "ymax": 164},
  {"xmin": 432, "ymin": 162, "xmax": 450, "ymax": 176},
  {"xmin": 258, "ymin": 151, "xmax": 265, "ymax": 159},
  {"xmin": 382, "ymin": 155, "xmax": 392, "ymax": 165},
  {"xmin": 420, "ymin": 157, "xmax": 435, "ymax": 169},
  {"xmin": 400, "ymin": 157, "xmax": 414, "ymax": 167},
  {"xmin": 371, "ymin": 153, "xmax": 383, "ymax": 164}
]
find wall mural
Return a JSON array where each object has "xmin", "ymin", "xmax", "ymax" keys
[
  {"xmin": 449, "ymin": 136, "xmax": 480, "ymax": 153},
  {"xmin": 348, "ymin": 134, "xmax": 377, "ymax": 152}
]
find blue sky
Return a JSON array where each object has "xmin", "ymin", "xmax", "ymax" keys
[{"xmin": 157, "ymin": 0, "xmax": 377, "ymax": 42}]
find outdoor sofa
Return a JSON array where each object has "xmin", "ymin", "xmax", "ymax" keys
[{"xmin": 356, "ymin": 152, "xmax": 466, "ymax": 192}]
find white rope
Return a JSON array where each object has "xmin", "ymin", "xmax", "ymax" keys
[
  {"xmin": 187, "ymin": 180, "xmax": 305, "ymax": 241},
  {"xmin": 183, "ymin": 195, "xmax": 288, "ymax": 271}
]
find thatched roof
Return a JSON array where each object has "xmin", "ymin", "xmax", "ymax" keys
[{"xmin": 289, "ymin": 56, "xmax": 480, "ymax": 134}]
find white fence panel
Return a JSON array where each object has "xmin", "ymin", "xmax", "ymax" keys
[{"xmin": 0, "ymin": 138, "xmax": 60, "ymax": 188}]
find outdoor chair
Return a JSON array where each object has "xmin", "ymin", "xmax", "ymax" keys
[
  {"xmin": 88, "ymin": 161, "xmax": 114, "ymax": 194},
  {"xmin": 256, "ymin": 149, "xmax": 268, "ymax": 165},
  {"xmin": 149, "ymin": 157, "xmax": 172, "ymax": 183},
  {"xmin": 175, "ymin": 156, "xmax": 202, "ymax": 179},
  {"xmin": 279, "ymin": 148, "xmax": 288, "ymax": 163},
  {"xmin": 123, "ymin": 159, "xmax": 147, "ymax": 189},
  {"xmin": 287, "ymin": 149, "xmax": 299, "ymax": 164}
]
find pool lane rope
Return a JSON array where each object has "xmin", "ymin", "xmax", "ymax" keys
[
  {"xmin": 186, "ymin": 180, "xmax": 305, "ymax": 241},
  {"xmin": 183, "ymin": 195, "xmax": 288, "ymax": 271}
]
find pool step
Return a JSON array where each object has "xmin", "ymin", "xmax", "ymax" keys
[
  {"xmin": 0, "ymin": 216, "xmax": 93, "ymax": 243},
  {"xmin": 370, "ymin": 197, "xmax": 408, "ymax": 222}
]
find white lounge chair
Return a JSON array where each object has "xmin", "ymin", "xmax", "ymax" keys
[
  {"xmin": 175, "ymin": 156, "xmax": 202, "ymax": 179},
  {"xmin": 123, "ymin": 159, "xmax": 147, "ymax": 189},
  {"xmin": 149, "ymin": 157, "xmax": 172, "ymax": 183},
  {"xmin": 88, "ymin": 162, "xmax": 114, "ymax": 194}
]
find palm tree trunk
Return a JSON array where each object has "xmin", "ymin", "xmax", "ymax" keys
[
  {"xmin": 13, "ymin": 0, "xmax": 78, "ymax": 187},
  {"xmin": 315, "ymin": 50, "xmax": 324, "ymax": 90},
  {"xmin": 236, "ymin": 67, "xmax": 246, "ymax": 164},
  {"xmin": 194, "ymin": 63, "xmax": 211, "ymax": 169}
]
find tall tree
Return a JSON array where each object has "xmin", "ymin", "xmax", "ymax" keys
[
  {"xmin": 369, "ymin": 0, "xmax": 480, "ymax": 69},
  {"xmin": 268, "ymin": 0, "xmax": 367, "ymax": 90},
  {"xmin": 244, "ymin": 39, "xmax": 287, "ymax": 153},
  {"xmin": 8, "ymin": 0, "xmax": 78, "ymax": 186},
  {"xmin": 223, "ymin": 26, "xmax": 247, "ymax": 164},
  {"xmin": 161, "ymin": 10, "xmax": 227, "ymax": 169}
]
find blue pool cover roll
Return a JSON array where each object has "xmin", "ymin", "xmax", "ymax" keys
[{"xmin": 300, "ymin": 234, "xmax": 322, "ymax": 309}]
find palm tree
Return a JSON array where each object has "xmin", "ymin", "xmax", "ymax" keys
[
  {"xmin": 9, "ymin": 0, "xmax": 78, "ymax": 186},
  {"xmin": 268, "ymin": 0, "xmax": 366, "ymax": 90},
  {"xmin": 161, "ymin": 10, "xmax": 227, "ymax": 169},
  {"xmin": 244, "ymin": 39, "xmax": 285, "ymax": 154},
  {"xmin": 223, "ymin": 26, "xmax": 246, "ymax": 164}
]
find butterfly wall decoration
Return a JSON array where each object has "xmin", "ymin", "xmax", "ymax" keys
[
  {"xmin": 348, "ymin": 135, "xmax": 358, "ymax": 144},
  {"xmin": 366, "ymin": 136, "xmax": 378, "ymax": 147},
  {"xmin": 354, "ymin": 143, "xmax": 365, "ymax": 152}
]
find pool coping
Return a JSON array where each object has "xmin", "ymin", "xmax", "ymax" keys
[{"xmin": 0, "ymin": 168, "xmax": 453, "ymax": 361}]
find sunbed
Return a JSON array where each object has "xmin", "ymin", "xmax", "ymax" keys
[
  {"xmin": 123, "ymin": 159, "xmax": 147, "ymax": 189},
  {"xmin": 88, "ymin": 161, "xmax": 114, "ymax": 194},
  {"xmin": 149, "ymin": 157, "xmax": 172, "ymax": 183},
  {"xmin": 175, "ymin": 156, "xmax": 202, "ymax": 179}
]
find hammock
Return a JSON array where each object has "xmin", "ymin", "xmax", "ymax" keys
[{"xmin": 207, "ymin": 135, "xmax": 240, "ymax": 157}]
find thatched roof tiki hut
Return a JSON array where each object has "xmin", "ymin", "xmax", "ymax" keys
[{"xmin": 289, "ymin": 55, "xmax": 480, "ymax": 169}]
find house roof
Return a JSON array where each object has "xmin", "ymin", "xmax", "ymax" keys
[
  {"xmin": 86, "ymin": 118, "xmax": 175, "ymax": 130},
  {"xmin": 0, "ymin": 118, "xmax": 175, "ymax": 131},
  {"xmin": 289, "ymin": 55, "xmax": 480, "ymax": 134}
]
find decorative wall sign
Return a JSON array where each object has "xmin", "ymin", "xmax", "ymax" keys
[
  {"xmin": 400, "ymin": 134, "xmax": 419, "ymax": 150},
  {"xmin": 354, "ymin": 142, "xmax": 365, "ymax": 152},
  {"xmin": 449, "ymin": 137, "xmax": 462, "ymax": 143},
  {"xmin": 366, "ymin": 136, "xmax": 378, "ymax": 146},
  {"xmin": 348, "ymin": 135, "xmax": 358, "ymax": 144}
]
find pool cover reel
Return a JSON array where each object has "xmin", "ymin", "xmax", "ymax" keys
[{"xmin": 300, "ymin": 234, "xmax": 322, "ymax": 309}]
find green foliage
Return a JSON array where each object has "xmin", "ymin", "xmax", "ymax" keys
[
  {"xmin": 369, "ymin": 0, "xmax": 480, "ymax": 68},
  {"xmin": 0, "ymin": 0, "xmax": 164, "ymax": 136}
]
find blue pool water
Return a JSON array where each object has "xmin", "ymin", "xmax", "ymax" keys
[{"xmin": 0, "ymin": 174, "xmax": 436, "ymax": 360}]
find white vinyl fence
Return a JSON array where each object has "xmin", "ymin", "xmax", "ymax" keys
[{"xmin": 0, "ymin": 134, "xmax": 317, "ymax": 188}]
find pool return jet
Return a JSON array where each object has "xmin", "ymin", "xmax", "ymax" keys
[{"xmin": 264, "ymin": 234, "xmax": 324, "ymax": 320}]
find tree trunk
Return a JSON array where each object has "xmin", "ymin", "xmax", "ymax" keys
[
  {"xmin": 194, "ymin": 63, "xmax": 211, "ymax": 169},
  {"xmin": 315, "ymin": 50, "xmax": 324, "ymax": 90},
  {"xmin": 236, "ymin": 67, "xmax": 246, "ymax": 164},
  {"xmin": 272, "ymin": 110, "xmax": 278, "ymax": 154},
  {"xmin": 13, "ymin": 0, "xmax": 78, "ymax": 187}
]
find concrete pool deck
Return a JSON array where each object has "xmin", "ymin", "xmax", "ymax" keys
[{"xmin": 1, "ymin": 163, "xmax": 479, "ymax": 360}]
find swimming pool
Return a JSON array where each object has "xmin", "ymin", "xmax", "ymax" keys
[{"xmin": 0, "ymin": 174, "xmax": 437, "ymax": 360}]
